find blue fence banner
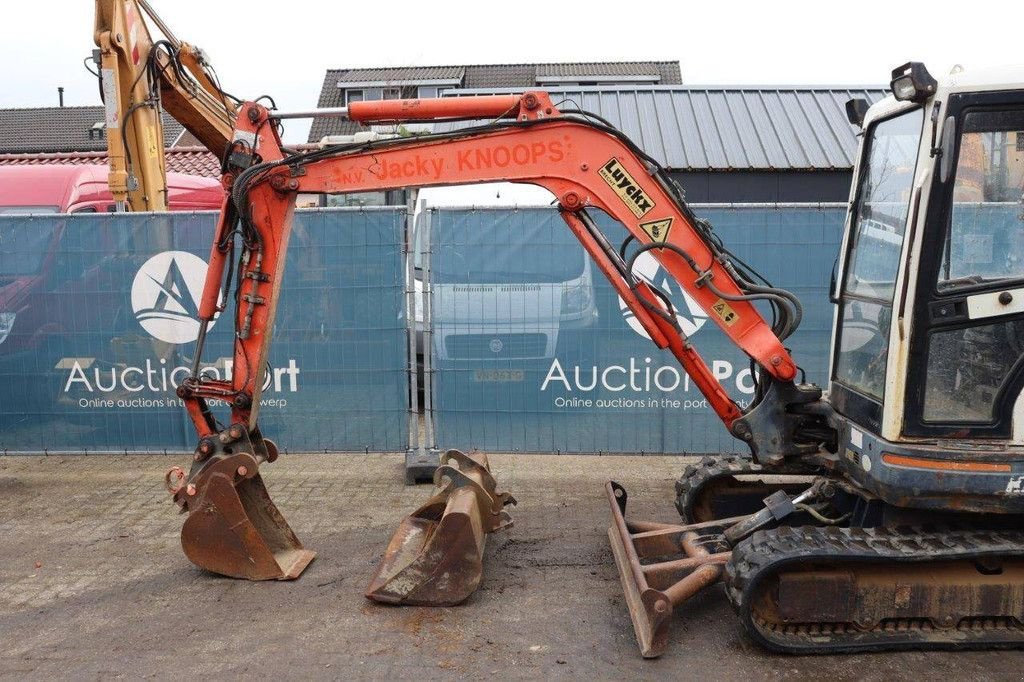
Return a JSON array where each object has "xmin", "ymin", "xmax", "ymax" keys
[
  {"xmin": 0, "ymin": 208, "xmax": 408, "ymax": 453},
  {"xmin": 429, "ymin": 205, "xmax": 845, "ymax": 454}
]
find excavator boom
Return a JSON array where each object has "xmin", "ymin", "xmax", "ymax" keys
[
  {"xmin": 184, "ymin": 93, "xmax": 804, "ymax": 434},
  {"xmin": 93, "ymin": 0, "xmax": 236, "ymax": 211},
  {"xmin": 168, "ymin": 92, "xmax": 823, "ymax": 587}
]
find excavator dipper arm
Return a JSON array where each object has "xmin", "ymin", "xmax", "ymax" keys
[{"xmin": 168, "ymin": 92, "xmax": 823, "ymax": 581}]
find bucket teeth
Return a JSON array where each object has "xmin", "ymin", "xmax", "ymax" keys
[
  {"xmin": 171, "ymin": 428, "xmax": 314, "ymax": 581},
  {"xmin": 366, "ymin": 450, "xmax": 514, "ymax": 606}
]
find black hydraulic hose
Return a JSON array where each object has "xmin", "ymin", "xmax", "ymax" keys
[
  {"xmin": 625, "ymin": 239, "xmax": 781, "ymax": 342},
  {"xmin": 742, "ymin": 281, "xmax": 803, "ymax": 340},
  {"xmin": 619, "ymin": 234, "xmax": 634, "ymax": 262},
  {"xmin": 624, "ymin": 241, "xmax": 702, "ymax": 276},
  {"xmin": 578, "ymin": 214, "xmax": 681, "ymax": 334},
  {"xmin": 623, "ymin": 240, "xmax": 796, "ymax": 340},
  {"xmin": 700, "ymin": 276, "xmax": 798, "ymax": 341}
]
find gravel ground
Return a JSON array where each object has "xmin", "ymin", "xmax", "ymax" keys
[{"xmin": 0, "ymin": 452, "xmax": 1022, "ymax": 680}]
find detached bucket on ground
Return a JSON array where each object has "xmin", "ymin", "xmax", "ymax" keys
[{"xmin": 366, "ymin": 450, "xmax": 515, "ymax": 606}]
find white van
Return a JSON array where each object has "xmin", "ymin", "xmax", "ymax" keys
[{"xmin": 415, "ymin": 206, "xmax": 598, "ymax": 365}]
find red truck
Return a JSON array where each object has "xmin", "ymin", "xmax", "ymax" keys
[
  {"xmin": 0, "ymin": 164, "xmax": 223, "ymax": 365},
  {"xmin": 0, "ymin": 164, "xmax": 223, "ymax": 214}
]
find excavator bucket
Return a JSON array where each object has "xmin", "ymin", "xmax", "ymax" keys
[
  {"xmin": 366, "ymin": 449, "xmax": 515, "ymax": 606},
  {"xmin": 166, "ymin": 432, "xmax": 315, "ymax": 581}
]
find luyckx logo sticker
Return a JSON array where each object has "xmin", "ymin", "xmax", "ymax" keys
[
  {"xmin": 598, "ymin": 158, "xmax": 655, "ymax": 218},
  {"xmin": 131, "ymin": 251, "xmax": 217, "ymax": 344}
]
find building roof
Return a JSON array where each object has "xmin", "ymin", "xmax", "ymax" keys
[
  {"xmin": 309, "ymin": 61, "xmax": 682, "ymax": 141},
  {"xmin": 340, "ymin": 66, "xmax": 466, "ymax": 83},
  {"xmin": 0, "ymin": 106, "xmax": 185, "ymax": 154},
  {"xmin": 0, "ymin": 142, "xmax": 323, "ymax": 178},
  {"xmin": 535, "ymin": 62, "xmax": 667, "ymax": 80},
  {"xmin": 0, "ymin": 146, "xmax": 221, "ymax": 177},
  {"xmin": 435, "ymin": 86, "xmax": 889, "ymax": 171}
]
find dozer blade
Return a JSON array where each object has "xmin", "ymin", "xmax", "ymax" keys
[
  {"xmin": 607, "ymin": 481, "xmax": 732, "ymax": 658},
  {"xmin": 366, "ymin": 449, "xmax": 515, "ymax": 606},
  {"xmin": 167, "ymin": 429, "xmax": 315, "ymax": 581}
]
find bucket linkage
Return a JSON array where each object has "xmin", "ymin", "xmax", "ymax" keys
[
  {"xmin": 366, "ymin": 449, "xmax": 515, "ymax": 606},
  {"xmin": 165, "ymin": 424, "xmax": 315, "ymax": 581}
]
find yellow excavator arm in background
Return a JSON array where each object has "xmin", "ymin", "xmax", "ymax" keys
[{"xmin": 93, "ymin": 0, "xmax": 236, "ymax": 211}]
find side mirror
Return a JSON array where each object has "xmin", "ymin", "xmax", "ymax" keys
[
  {"xmin": 846, "ymin": 98, "xmax": 870, "ymax": 128},
  {"xmin": 939, "ymin": 115, "xmax": 957, "ymax": 183}
]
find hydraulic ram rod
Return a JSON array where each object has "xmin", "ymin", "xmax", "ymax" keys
[
  {"xmin": 270, "ymin": 107, "xmax": 349, "ymax": 120},
  {"xmin": 269, "ymin": 95, "xmax": 527, "ymax": 123}
]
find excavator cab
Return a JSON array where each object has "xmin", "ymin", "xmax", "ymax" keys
[
  {"xmin": 829, "ymin": 64, "xmax": 1024, "ymax": 511},
  {"xmin": 610, "ymin": 64, "xmax": 1024, "ymax": 657}
]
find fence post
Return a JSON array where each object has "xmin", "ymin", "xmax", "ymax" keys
[
  {"xmin": 403, "ymin": 192, "xmax": 439, "ymax": 483},
  {"xmin": 422, "ymin": 207, "xmax": 439, "ymax": 459}
]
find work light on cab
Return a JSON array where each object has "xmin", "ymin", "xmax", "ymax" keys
[{"xmin": 890, "ymin": 61, "xmax": 937, "ymax": 102}]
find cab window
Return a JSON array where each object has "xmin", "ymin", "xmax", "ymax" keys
[
  {"xmin": 833, "ymin": 107, "xmax": 923, "ymax": 401},
  {"xmin": 937, "ymin": 110, "xmax": 1024, "ymax": 289},
  {"xmin": 922, "ymin": 108, "xmax": 1024, "ymax": 423}
]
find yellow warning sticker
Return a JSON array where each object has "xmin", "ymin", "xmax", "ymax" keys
[
  {"xmin": 711, "ymin": 298, "xmax": 739, "ymax": 326},
  {"xmin": 639, "ymin": 218, "xmax": 673, "ymax": 244},
  {"xmin": 598, "ymin": 158, "xmax": 655, "ymax": 218}
]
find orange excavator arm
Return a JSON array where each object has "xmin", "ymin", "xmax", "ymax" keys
[
  {"xmin": 93, "ymin": 0, "xmax": 236, "ymax": 211},
  {"xmin": 184, "ymin": 93, "xmax": 800, "ymax": 428},
  {"xmin": 167, "ymin": 92, "xmax": 826, "ymax": 581}
]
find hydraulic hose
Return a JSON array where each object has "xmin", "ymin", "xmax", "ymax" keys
[{"xmin": 623, "ymin": 241, "xmax": 800, "ymax": 341}]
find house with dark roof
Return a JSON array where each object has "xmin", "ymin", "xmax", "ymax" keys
[
  {"xmin": 0, "ymin": 105, "xmax": 186, "ymax": 154},
  {"xmin": 0, "ymin": 105, "xmax": 226, "ymax": 177},
  {"xmin": 312, "ymin": 60, "xmax": 884, "ymax": 202},
  {"xmin": 310, "ymin": 61, "xmax": 883, "ymax": 201},
  {"xmin": 309, "ymin": 61, "xmax": 682, "ymax": 141}
]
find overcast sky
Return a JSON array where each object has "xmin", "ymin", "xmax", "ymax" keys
[{"xmin": 1, "ymin": 0, "xmax": 1020, "ymax": 146}]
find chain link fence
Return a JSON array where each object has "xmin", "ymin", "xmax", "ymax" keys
[
  {"xmin": 0, "ymin": 208, "xmax": 408, "ymax": 453},
  {"xmin": 425, "ymin": 204, "xmax": 845, "ymax": 454}
]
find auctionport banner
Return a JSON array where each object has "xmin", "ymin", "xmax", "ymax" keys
[
  {"xmin": 0, "ymin": 209, "xmax": 408, "ymax": 453},
  {"xmin": 430, "ymin": 206, "xmax": 844, "ymax": 454}
]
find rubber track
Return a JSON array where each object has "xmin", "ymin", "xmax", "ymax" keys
[
  {"xmin": 726, "ymin": 525, "xmax": 1024, "ymax": 653},
  {"xmin": 673, "ymin": 454, "xmax": 814, "ymax": 523}
]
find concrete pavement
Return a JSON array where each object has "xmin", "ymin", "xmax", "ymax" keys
[{"xmin": 0, "ymin": 453, "xmax": 1021, "ymax": 679}]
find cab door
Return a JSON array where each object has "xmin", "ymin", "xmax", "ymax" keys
[
  {"xmin": 831, "ymin": 106, "xmax": 924, "ymax": 434},
  {"xmin": 903, "ymin": 90, "xmax": 1024, "ymax": 438}
]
